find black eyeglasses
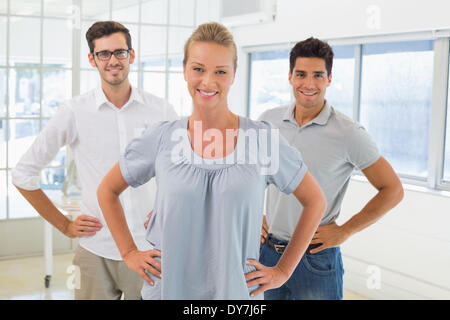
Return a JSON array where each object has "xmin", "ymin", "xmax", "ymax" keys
[{"xmin": 93, "ymin": 49, "xmax": 131, "ymax": 61}]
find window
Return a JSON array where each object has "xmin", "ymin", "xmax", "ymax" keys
[
  {"xmin": 360, "ymin": 40, "xmax": 434, "ymax": 178},
  {"xmin": 168, "ymin": 72, "xmax": 192, "ymax": 116},
  {"xmin": 0, "ymin": 68, "xmax": 6, "ymax": 117},
  {"xmin": 248, "ymin": 49, "xmax": 291, "ymax": 120},
  {"xmin": 326, "ymin": 45, "xmax": 355, "ymax": 118},
  {"xmin": 443, "ymin": 56, "xmax": 450, "ymax": 182},
  {"xmin": 0, "ymin": 16, "xmax": 6, "ymax": 66},
  {"xmin": 1, "ymin": 0, "xmax": 71, "ymax": 219}
]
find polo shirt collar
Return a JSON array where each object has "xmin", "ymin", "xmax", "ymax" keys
[
  {"xmin": 283, "ymin": 100, "xmax": 332, "ymax": 126},
  {"xmin": 94, "ymin": 86, "xmax": 144, "ymax": 110},
  {"xmin": 282, "ymin": 102, "xmax": 297, "ymax": 123},
  {"xmin": 312, "ymin": 101, "xmax": 332, "ymax": 125}
]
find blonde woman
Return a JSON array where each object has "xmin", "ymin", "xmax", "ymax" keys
[{"xmin": 97, "ymin": 22, "xmax": 326, "ymax": 299}]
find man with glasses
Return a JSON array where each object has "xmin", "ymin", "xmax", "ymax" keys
[
  {"xmin": 12, "ymin": 21, "xmax": 178, "ymax": 300},
  {"xmin": 258, "ymin": 37, "xmax": 404, "ymax": 300}
]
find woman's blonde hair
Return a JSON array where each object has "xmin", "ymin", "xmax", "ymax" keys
[{"xmin": 183, "ymin": 22, "xmax": 237, "ymax": 71}]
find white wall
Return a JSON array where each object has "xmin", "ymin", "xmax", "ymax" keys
[
  {"xmin": 232, "ymin": 0, "xmax": 450, "ymax": 46},
  {"xmin": 338, "ymin": 179, "xmax": 450, "ymax": 299},
  {"xmin": 228, "ymin": 0, "xmax": 450, "ymax": 299}
]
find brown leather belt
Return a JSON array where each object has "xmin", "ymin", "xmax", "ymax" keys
[{"xmin": 267, "ymin": 238, "xmax": 321, "ymax": 254}]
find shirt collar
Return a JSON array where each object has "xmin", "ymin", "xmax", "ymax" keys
[
  {"xmin": 282, "ymin": 102, "xmax": 297, "ymax": 123},
  {"xmin": 94, "ymin": 86, "xmax": 108, "ymax": 109},
  {"xmin": 94, "ymin": 86, "xmax": 144, "ymax": 110},
  {"xmin": 129, "ymin": 86, "xmax": 145, "ymax": 106},
  {"xmin": 312, "ymin": 101, "xmax": 332, "ymax": 125},
  {"xmin": 283, "ymin": 100, "xmax": 332, "ymax": 127}
]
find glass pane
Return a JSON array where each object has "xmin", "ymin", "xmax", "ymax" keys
[
  {"xmin": 326, "ymin": 45, "xmax": 355, "ymax": 119},
  {"xmin": 0, "ymin": 170, "xmax": 5, "ymax": 219},
  {"xmin": 141, "ymin": 26, "xmax": 166, "ymax": 55},
  {"xmin": 82, "ymin": 0, "xmax": 110, "ymax": 20},
  {"xmin": 168, "ymin": 72, "xmax": 192, "ymax": 116},
  {"xmin": 168, "ymin": 55, "xmax": 183, "ymax": 72},
  {"xmin": 42, "ymin": 69, "xmax": 72, "ymax": 117},
  {"xmin": 141, "ymin": 0, "xmax": 167, "ymax": 24},
  {"xmin": 48, "ymin": 146, "xmax": 66, "ymax": 167},
  {"xmin": 169, "ymin": 27, "xmax": 192, "ymax": 55},
  {"xmin": 0, "ymin": 0, "xmax": 6, "ymax": 14},
  {"xmin": 80, "ymin": 70, "xmax": 100, "ymax": 94},
  {"xmin": 443, "ymin": 60, "xmax": 450, "ymax": 182},
  {"xmin": 43, "ymin": 19, "xmax": 72, "ymax": 66},
  {"xmin": 41, "ymin": 167, "xmax": 66, "ymax": 189},
  {"xmin": 170, "ymin": 0, "xmax": 195, "ymax": 26},
  {"xmin": 0, "ymin": 68, "xmax": 6, "ymax": 117},
  {"xmin": 0, "ymin": 119, "xmax": 5, "ymax": 168},
  {"xmin": 360, "ymin": 40, "xmax": 433, "ymax": 177},
  {"xmin": 141, "ymin": 26, "xmax": 166, "ymax": 71},
  {"xmin": 40, "ymin": 145, "xmax": 66, "ymax": 190},
  {"xmin": 10, "ymin": 17, "xmax": 40, "ymax": 65},
  {"xmin": 126, "ymin": 24, "xmax": 139, "ymax": 71},
  {"xmin": 141, "ymin": 56, "xmax": 165, "ymax": 72},
  {"xmin": 142, "ymin": 72, "xmax": 165, "ymax": 99},
  {"xmin": 0, "ymin": 17, "xmax": 6, "ymax": 66},
  {"xmin": 44, "ymin": 0, "xmax": 74, "ymax": 18},
  {"xmin": 9, "ymin": 68, "xmax": 40, "ymax": 118},
  {"xmin": 8, "ymin": 170, "xmax": 39, "ymax": 219},
  {"xmin": 129, "ymin": 71, "xmax": 138, "ymax": 87},
  {"xmin": 8, "ymin": 119, "xmax": 40, "ymax": 168},
  {"xmin": 10, "ymin": 0, "xmax": 40, "ymax": 16},
  {"xmin": 112, "ymin": 0, "xmax": 140, "ymax": 22},
  {"xmin": 43, "ymin": 188, "xmax": 65, "ymax": 205},
  {"xmin": 249, "ymin": 49, "xmax": 291, "ymax": 120},
  {"xmin": 444, "ymin": 127, "xmax": 450, "ymax": 181},
  {"xmin": 80, "ymin": 20, "xmax": 94, "ymax": 69}
]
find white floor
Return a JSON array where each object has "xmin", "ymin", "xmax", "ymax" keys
[{"xmin": 0, "ymin": 253, "xmax": 369, "ymax": 300}]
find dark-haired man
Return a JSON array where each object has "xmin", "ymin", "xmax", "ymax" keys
[
  {"xmin": 12, "ymin": 21, "xmax": 177, "ymax": 299},
  {"xmin": 257, "ymin": 37, "xmax": 404, "ymax": 300}
]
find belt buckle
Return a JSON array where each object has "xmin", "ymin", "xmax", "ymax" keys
[{"xmin": 273, "ymin": 243, "xmax": 285, "ymax": 254}]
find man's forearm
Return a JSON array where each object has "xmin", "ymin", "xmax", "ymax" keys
[
  {"xmin": 341, "ymin": 185, "xmax": 403, "ymax": 238},
  {"xmin": 15, "ymin": 186, "xmax": 71, "ymax": 235}
]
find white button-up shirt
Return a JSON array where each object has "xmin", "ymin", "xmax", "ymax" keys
[{"xmin": 12, "ymin": 86, "xmax": 179, "ymax": 260}]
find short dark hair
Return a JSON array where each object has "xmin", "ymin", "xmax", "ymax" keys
[
  {"xmin": 86, "ymin": 21, "xmax": 132, "ymax": 53},
  {"xmin": 289, "ymin": 37, "xmax": 334, "ymax": 75}
]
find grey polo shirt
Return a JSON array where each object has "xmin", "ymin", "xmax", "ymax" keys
[{"xmin": 258, "ymin": 101, "xmax": 380, "ymax": 242}]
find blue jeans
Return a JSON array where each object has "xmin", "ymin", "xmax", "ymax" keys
[{"xmin": 260, "ymin": 234, "xmax": 344, "ymax": 300}]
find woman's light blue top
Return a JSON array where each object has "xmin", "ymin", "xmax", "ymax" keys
[{"xmin": 119, "ymin": 116, "xmax": 307, "ymax": 299}]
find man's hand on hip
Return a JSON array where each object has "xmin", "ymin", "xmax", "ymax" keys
[
  {"xmin": 64, "ymin": 214, "xmax": 103, "ymax": 238},
  {"xmin": 309, "ymin": 222, "xmax": 349, "ymax": 254}
]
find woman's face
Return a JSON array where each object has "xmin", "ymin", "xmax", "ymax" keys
[{"xmin": 183, "ymin": 41, "xmax": 235, "ymax": 111}]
